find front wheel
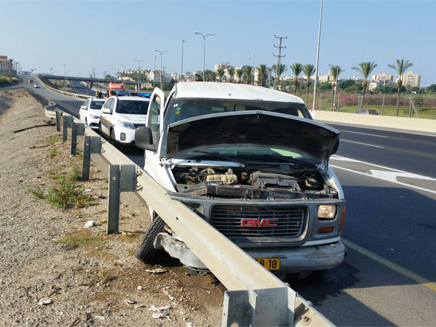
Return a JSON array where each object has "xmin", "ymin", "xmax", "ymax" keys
[
  {"xmin": 109, "ymin": 129, "xmax": 118, "ymax": 147},
  {"xmin": 135, "ymin": 216, "xmax": 165, "ymax": 264}
]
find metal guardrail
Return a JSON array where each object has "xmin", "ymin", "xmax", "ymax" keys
[
  {"xmin": 30, "ymin": 82, "xmax": 335, "ymax": 327},
  {"xmin": 34, "ymin": 75, "xmax": 92, "ymax": 100}
]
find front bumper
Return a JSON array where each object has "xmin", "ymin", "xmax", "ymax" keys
[
  {"xmin": 154, "ymin": 232, "xmax": 345, "ymax": 273},
  {"xmin": 114, "ymin": 127, "xmax": 136, "ymax": 144}
]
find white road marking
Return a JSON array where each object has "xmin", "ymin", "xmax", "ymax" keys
[
  {"xmin": 342, "ymin": 130, "xmax": 388, "ymax": 138},
  {"xmin": 332, "ymin": 155, "xmax": 433, "ymax": 174},
  {"xmin": 370, "ymin": 170, "xmax": 436, "ymax": 183},
  {"xmin": 341, "ymin": 139, "xmax": 385, "ymax": 148},
  {"xmin": 330, "ymin": 165, "xmax": 436, "ymax": 195}
]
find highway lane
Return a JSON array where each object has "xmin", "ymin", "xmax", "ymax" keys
[
  {"xmin": 328, "ymin": 123, "xmax": 436, "ymax": 178},
  {"xmin": 290, "ymin": 165, "xmax": 436, "ymax": 326},
  {"xmin": 21, "ymin": 81, "xmax": 436, "ymax": 326}
]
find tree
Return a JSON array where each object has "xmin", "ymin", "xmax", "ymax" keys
[
  {"xmin": 271, "ymin": 64, "xmax": 287, "ymax": 89},
  {"xmin": 257, "ymin": 65, "xmax": 268, "ymax": 87},
  {"xmin": 204, "ymin": 70, "xmax": 216, "ymax": 82},
  {"xmin": 352, "ymin": 62, "xmax": 378, "ymax": 108},
  {"xmin": 303, "ymin": 64, "xmax": 315, "ymax": 106},
  {"xmin": 329, "ymin": 66, "xmax": 343, "ymax": 107},
  {"xmin": 290, "ymin": 63, "xmax": 303, "ymax": 95},
  {"xmin": 235, "ymin": 69, "xmax": 243, "ymax": 83},
  {"xmin": 242, "ymin": 65, "xmax": 253, "ymax": 84},
  {"xmin": 216, "ymin": 68, "xmax": 225, "ymax": 82},
  {"xmin": 226, "ymin": 67, "xmax": 235, "ymax": 83},
  {"xmin": 195, "ymin": 72, "xmax": 203, "ymax": 81},
  {"xmin": 388, "ymin": 59, "xmax": 413, "ymax": 116}
]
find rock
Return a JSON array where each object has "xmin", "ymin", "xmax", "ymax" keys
[
  {"xmin": 84, "ymin": 221, "xmax": 95, "ymax": 228},
  {"xmin": 145, "ymin": 268, "xmax": 167, "ymax": 275},
  {"xmin": 38, "ymin": 298, "xmax": 52, "ymax": 306}
]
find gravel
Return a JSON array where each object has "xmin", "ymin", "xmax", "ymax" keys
[{"xmin": 0, "ymin": 89, "xmax": 223, "ymax": 326}]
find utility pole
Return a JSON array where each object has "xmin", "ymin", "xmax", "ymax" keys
[
  {"xmin": 181, "ymin": 39, "xmax": 186, "ymax": 81},
  {"xmin": 273, "ymin": 35, "xmax": 287, "ymax": 89}
]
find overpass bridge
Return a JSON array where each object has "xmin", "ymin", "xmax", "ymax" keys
[{"xmin": 38, "ymin": 74, "xmax": 137, "ymax": 86}]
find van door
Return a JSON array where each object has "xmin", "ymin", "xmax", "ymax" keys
[{"xmin": 144, "ymin": 88, "xmax": 165, "ymax": 182}]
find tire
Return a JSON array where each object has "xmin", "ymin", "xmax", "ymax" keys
[
  {"xmin": 85, "ymin": 118, "xmax": 88, "ymax": 127},
  {"xmin": 135, "ymin": 216, "xmax": 166, "ymax": 264}
]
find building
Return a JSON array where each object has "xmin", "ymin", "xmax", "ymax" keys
[
  {"xmin": 372, "ymin": 72, "xmax": 394, "ymax": 83},
  {"xmin": 0, "ymin": 56, "xmax": 13, "ymax": 74},
  {"xmin": 400, "ymin": 70, "xmax": 421, "ymax": 88}
]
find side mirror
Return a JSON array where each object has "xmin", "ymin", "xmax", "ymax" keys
[
  {"xmin": 135, "ymin": 126, "xmax": 157, "ymax": 152},
  {"xmin": 101, "ymin": 108, "xmax": 111, "ymax": 114}
]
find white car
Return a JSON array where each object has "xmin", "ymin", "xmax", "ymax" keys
[
  {"xmin": 99, "ymin": 96, "xmax": 150, "ymax": 147},
  {"xmin": 33, "ymin": 83, "xmax": 40, "ymax": 88},
  {"xmin": 79, "ymin": 99, "xmax": 105, "ymax": 129},
  {"xmin": 135, "ymin": 82, "xmax": 346, "ymax": 278}
]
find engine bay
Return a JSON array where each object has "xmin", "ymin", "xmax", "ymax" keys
[{"xmin": 173, "ymin": 165, "xmax": 338, "ymax": 200}]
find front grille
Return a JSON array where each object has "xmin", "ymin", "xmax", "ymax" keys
[
  {"xmin": 133, "ymin": 123, "xmax": 145, "ymax": 129},
  {"xmin": 211, "ymin": 206, "xmax": 305, "ymax": 238}
]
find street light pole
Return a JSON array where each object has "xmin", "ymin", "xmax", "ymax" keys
[
  {"xmin": 312, "ymin": 0, "xmax": 323, "ymax": 113},
  {"xmin": 154, "ymin": 50, "xmax": 168, "ymax": 89},
  {"xmin": 195, "ymin": 32, "xmax": 214, "ymax": 81},
  {"xmin": 181, "ymin": 39, "xmax": 186, "ymax": 81},
  {"xmin": 63, "ymin": 64, "xmax": 66, "ymax": 87},
  {"xmin": 133, "ymin": 59, "xmax": 144, "ymax": 91}
]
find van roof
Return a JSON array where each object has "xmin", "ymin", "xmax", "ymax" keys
[{"xmin": 173, "ymin": 82, "xmax": 305, "ymax": 104}]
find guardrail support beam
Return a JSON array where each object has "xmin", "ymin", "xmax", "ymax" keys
[
  {"xmin": 107, "ymin": 164, "xmax": 137, "ymax": 234},
  {"xmin": 223, "ymin": 287, "xmax": 295, "ymax": 327},
  {"xmin": 56, "ymin": 111, "xmax": 61, "ymax": 131},
  {"xmin": 62, "ymin": 115, "xmax": 72, "ymax": 142},
  {"xmin": 70, "ymin": 122, "xmax": 85, "ymax": 156},
  {"xmin": 82, "ymin": 136, "xmax": 101, "ymax": 180}
]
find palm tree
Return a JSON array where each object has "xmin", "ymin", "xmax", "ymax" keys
[
  {"xmin": 303, "ymin": 64, "xmax": 315, "ymax": 106},
  {"xmin": 352, "ymin": 62, "xmax": 378, "ymax": 108},
  {"xmin": 272, "ymin": 64, "xmax": 287, "ymax": 88},
  {"xmin": 236, "ymin": 69, "xmax": 243, "ymax": 83},
  {"xmin": 257, "ymin": 65, "xmax": 268, "ymax": 87},
  {"xmin": 388, "ymin": 59, "xmax": 413, "ymax": 116},
  {"xmin": 330, "ymin": 66, "xmax": 343, "ymax": 108},
  {"xmin": 227, "ymin": 67, "xmax": 235, "ymax": 83},
  {"xmin": 204, "ymin": 70, "xmax": 216, "ymax": 82},
  {"xmin": 216, "ymin": 68, "xmax": 225, "ymax": 82},
  {"xmin": 290, "ymin": 63, "xmax": 304, "ymax": 95},
  {"xmin": 242, "ymin": 65, "xmax": 253, "ymax": 84},
  {"xmin": 195, "ymin": 72, "xmax": 203, "ymax": 81}
]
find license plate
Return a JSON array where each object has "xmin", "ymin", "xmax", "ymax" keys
[{"xmin": 255, "ymin": 258, "xmax": 280, "ymax": 271}]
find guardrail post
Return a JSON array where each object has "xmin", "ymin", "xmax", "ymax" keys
[
  {"xmin": 222, "ymin": 287, "xmax": 295, "ymax": 327},
  {"xmin": 70, "ymin": 123, "xmax": 85, "ymax": 156},
  {"xmin": 62, "ymin": 115, "xmax": 73, "ymax": 142},
  {"xmin": 82, "ymin": 136, "xmax": 101, "ymax": 180},
  {"xmin": 55, "ymin": 111, "xmax": 61, "ymax": 132},
  {"xmin": 107, "ymin": 164, "xmax": 137, "ymax": 234}
]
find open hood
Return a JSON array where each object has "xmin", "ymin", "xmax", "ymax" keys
[{"xmin": 164, "ymin": 111, "xmax": 340, "ymax": 166}]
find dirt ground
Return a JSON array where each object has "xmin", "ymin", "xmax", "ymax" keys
[{"xmin": 0, "ymin": 89, "xmax": 223, "ymax": 327}]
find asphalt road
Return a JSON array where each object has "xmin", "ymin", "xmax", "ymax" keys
[{"xmin": 16, "ymin": 78, "xmax": 436, "ymax": 326}]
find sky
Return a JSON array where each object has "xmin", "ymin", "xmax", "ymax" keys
[{"xmin": 2, "ymin": 0, "xmax": 435, "ymax": 86}]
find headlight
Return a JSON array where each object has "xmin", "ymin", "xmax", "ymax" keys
[
  {"xmin": 90, "ymin": 115, "xmax": 100, "ymax": 119},
  {"xmin": 317, "ymin": 205, "xmax": 337, "ymax": 220},
  {"xmin": 117, "ymin": 120, "xmax": 135, "ymax": 129}
]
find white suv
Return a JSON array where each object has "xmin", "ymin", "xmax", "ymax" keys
[
  {"xmin": 79, "ymin": 98, "xmax": 105, "ymax": 129},
  {"xmin": 99, "ymin": 96, "xmax": 150, "ymax": 147}
]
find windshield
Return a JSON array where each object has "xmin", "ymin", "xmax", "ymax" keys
[
  {"xmin": 166, "ymin": 98, "xmax": 311, "ymax": 124},
  {"xmin": 90, "ymin": 101, "xmax": 104, "ymax": 110},
  {"xmin": 175, "ymin": 145, "xmax": 316, "ymax": 166},
  {"xmin": 116, "ymin": 100, "xmax": 149, "ymax": 115}
]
